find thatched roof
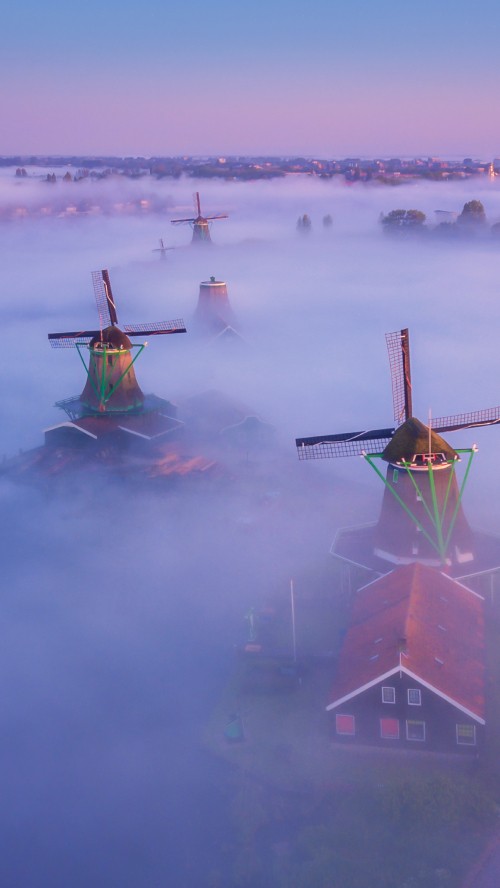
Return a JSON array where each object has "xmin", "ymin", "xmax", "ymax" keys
[
  {"xmin": 383, "ymin": 417, "xmax": 457, "ymax": 464},
  {"xmin": 89, "ymin": 326, "xmax": 133, "ymax": 349}
]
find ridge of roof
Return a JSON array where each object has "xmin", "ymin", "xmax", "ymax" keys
[{"xmin": 328, "ymin": 562, "xmax": 485, "ymax": 720}]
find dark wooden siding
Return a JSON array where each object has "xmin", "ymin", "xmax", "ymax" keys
[{"xmin": 331, "ymin": 673, "xmax": 482, "ymax": 754}]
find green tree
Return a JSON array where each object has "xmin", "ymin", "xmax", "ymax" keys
[
  {"xmin": 297, "ymin": 213, "xmax": 312, "ymax": 234},
  {"xmin": 381, "ymin": 209, "xmax": 426, "ymax": 231},
  {"xmin": 457, "ymin": 199, "xmax": 486, "ymax": 225}
]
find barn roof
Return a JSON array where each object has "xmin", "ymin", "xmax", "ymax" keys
[{"xmin": 327, "ymin": 562, "xmax": 485, "ymax": 722}]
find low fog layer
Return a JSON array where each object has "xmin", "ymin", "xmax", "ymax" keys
[
  {"xmin": 1, "ymin": 171, "xmax": 500, "ymax": 885},
  {"xmin": 3, "ymin": 172, "xmax": 500, "ymax": 518}
]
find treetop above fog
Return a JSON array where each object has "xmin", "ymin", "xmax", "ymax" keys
[
  {"xmin": 457, "ymin": 199, "xmax": 486, "ymax": 225},
  {"xmin": 381, "ymin": 209, "xmax": 426, "ymax": 229},
  {"xmin": 381, "ymin": 200, "xmax": 492, "ymax": 237}
]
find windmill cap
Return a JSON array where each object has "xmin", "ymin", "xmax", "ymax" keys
[
  {"xmin": 383, "ymin": 417, "xmax": 458, "ymax": 464},
  {"xmin": 89, "ymin": 326, "xmax": 132, "ymax": 350}
]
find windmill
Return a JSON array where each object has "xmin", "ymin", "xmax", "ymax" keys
[
  {"xmin": 48, "ymin": 269, "xmax": 186, "ymax": 417},
  {"xmin": 171, "ymin": 192, "xmax": 228, "ymax": 244},
  {"xmin": 296, "ymin": 329, "xmax": 500, "ymax": 571},
  {"xmin": 152, "ymin": 238, "xmax": 174, "ymax": 260},
  {"xmin": 192, "ymin": 275, "xmax": 240, "ymax": 341}
]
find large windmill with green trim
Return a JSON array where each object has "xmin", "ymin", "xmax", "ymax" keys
[
  {"xmin": 296, "ymin": 329, "xmax": 500, "ymax": 572},
  {"xmin": 48, "ymin": 269, "xmax": 186, "ymax": 418}
]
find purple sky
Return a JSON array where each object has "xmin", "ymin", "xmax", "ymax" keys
[{"xmin": 2, "ymin": 0, "xmax": 500, "ymax": 156}]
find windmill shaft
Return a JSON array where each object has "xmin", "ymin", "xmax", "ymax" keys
[{"xmin": 401, "ymin": 329, "xmax": 412, "ymax": 420}]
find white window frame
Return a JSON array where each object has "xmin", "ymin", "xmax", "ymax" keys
[
  {"xmin": 406, "ymin": 719, "xmax": 426, "ymax": 742},
  {"xmin": 407, "ymin": 688, "xmax": 421, "ymax": 706},
  {"xmin": 336, "ymin": 713, "xmax": 355, "ymax": 736},
  {"xmin": 456, "ymin": 724, "xmax": 476, "ymax": 746},
  {"xmin": 382, "ymin": 686, "xmax": 395, "ymax": 704},
  {"xmin": 380, "ymin": 717, "xmax": 400, "ymax": 740}
]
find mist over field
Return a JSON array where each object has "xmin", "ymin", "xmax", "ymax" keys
[{"xmin": 1, "ymin": 170, "xmax": 500, "ymax": 886}]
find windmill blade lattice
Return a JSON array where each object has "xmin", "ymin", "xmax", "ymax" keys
[
  {"xmin": 432, "ymin": 406, "xmax": 500, "ymax": 434},
  {"xmin": 92, "ymin": 269, "xmax": 118, "ymax": 328},
  {"xmin": 49, "ymin": 270, "xmax": 186, "ymax": 346},
  {"xmin": 296, "ymin": 428, "xmax": 395, "ymax": 459},
  {"xmin": 48, "ymin": 332, "xmax": 98, "ymax": 348},
  {"xmin": 124, "ymin": 320, "xmax": 186, "ymax": 336},
  {"xmin": 386, "ymin": 328, "xmax": 412, "ymax": 424}
]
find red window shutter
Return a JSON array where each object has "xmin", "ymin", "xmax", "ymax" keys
[
  {"xmin": 336, "ymin": 714, "xmax": 355, "ymax": 735},
  {"xmin": 380, "ymin": 717, "xmax": 400, "ymax": 739}
]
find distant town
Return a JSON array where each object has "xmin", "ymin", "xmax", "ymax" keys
[
  {"xmin": 2, "ymin": 155, "xmax": 499, "ymax": 225},
  {"xmin": 2, "ymin": 153, "xmax": 500, "ymax": 183}
]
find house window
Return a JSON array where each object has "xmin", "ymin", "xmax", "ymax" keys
[
  {"xmin": 380, "ymin": 718, "xmax": 400, "ymax": 740},
  {"xmin": 382, "ymin": 686, "xmax": 395, "ymax": 704},
  {"xmin": 407, "ymin": 688, "xmax": 421, "ymax": 706},
  {"xmin": 406, "ymin": 720, "xmax": 426, "ymax": 741},
  {"xmin": 456, "ymin": 724, "xmax": 476, "ymax": 746},
  {"xmin": 336, "ymin": 714, "xmax": 355, "ymax": 736}
]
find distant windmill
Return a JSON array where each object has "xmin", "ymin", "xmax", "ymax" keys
[
  {"xmin": 48, "ymin": 269, "xmax": 186, "ymax": 416},
  {"xmin": 193, "ymin": 276, "xmax": 238, "ymax": 337},
  {"xmin": 171, "ymin": 192, "xmax": 228, "ymax": 244},
  {"xmin": 153, "ymin": 238, "xmax": 174, "ymax": 260},
  {"xmin": 296, "ymin": 329, "xmax": 500, "ymax": 569}
]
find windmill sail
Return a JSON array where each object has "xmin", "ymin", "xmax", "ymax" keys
[
  {"xmin": 48, "ymin": 332, "xmax": 98, "ymax": 347},
  {"xmin": 385, "ymin": 328, "xmax": 412, "ymax": 424},
  {"xmin": 432, "ymin": 406, "xmax": 500, "ymax": 433},
  {"xmin": 296, "ymin": 428, "xmax": 395, "ymax": 459},
  {"xmin": 124, "ymin": 320, "xmax": 186, "ymax": 336},
  {"xmin": 92, "ymin": 269, "xmax": 118, "ymax": 328}
]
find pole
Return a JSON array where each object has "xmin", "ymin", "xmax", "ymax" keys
[{"xmin": 290, "ymin": 579, "xmax": 297, "ymax": 663}]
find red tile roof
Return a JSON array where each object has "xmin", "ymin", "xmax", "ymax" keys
[{"xmin": 328, "ymin": 562, "xmax": 485, "ymax": 722}]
